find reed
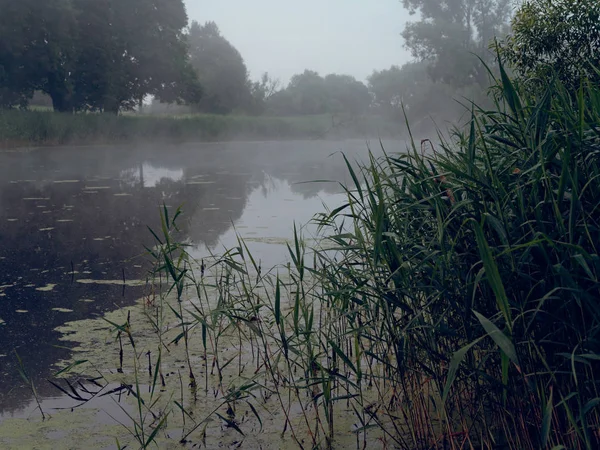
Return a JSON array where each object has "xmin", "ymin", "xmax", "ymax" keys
[
  {"xmin": 49, "ymin": 65, "xmax": 600, "ymax": 449},
  {"xmin": 0, "ymin": 109, "xmax": 398, "ymax": 148}
]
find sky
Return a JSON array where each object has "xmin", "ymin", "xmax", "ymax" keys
[{"xmin": 184, "ymin": 0, "xmax": 413, "ymax": 85}]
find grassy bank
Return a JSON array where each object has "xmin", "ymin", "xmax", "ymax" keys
[
  {"xmin": 10, "ymin": 68, "xmax": 600, "ymax": 449},
  {"xmin": 0, "ymin": 109, "xmax": 401, "ymax": 148}
]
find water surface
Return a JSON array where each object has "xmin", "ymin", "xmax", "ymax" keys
[{"xmin": 0, "ymin": 139, "xmax": 397, "ymax": 420}]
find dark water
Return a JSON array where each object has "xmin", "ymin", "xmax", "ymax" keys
[{"xmin": 0, "ymin": 139, "xmax": 395, "ymax": 419}]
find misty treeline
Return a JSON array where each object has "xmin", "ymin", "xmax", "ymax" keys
[
  {"xmin": 3, "ymin": 0, "xmax": 591, "ymax": 126},
  {"xmin": 154, "ymin": 0, "xmax": 515, "ymax": 124}
]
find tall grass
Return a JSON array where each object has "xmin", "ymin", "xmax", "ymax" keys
[
  {"xmin": 307, "ymin": 65, "xmax": 600, "ymax": 448},
  {"xmin": 50, "ymin": 68, "xmax": 600, "ymax": 449},
  {"xmin": 0, "ymin": 109, "xmax": 399, "ymax": 148}
]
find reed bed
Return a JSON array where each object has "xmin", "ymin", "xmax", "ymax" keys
[
  {"xmin": 0, "ymin": 110, "xmax": 398, "ymax": 148},
  {"xmin": 47, "ymin": 66, "xmax": 600, "ymax": 449}
]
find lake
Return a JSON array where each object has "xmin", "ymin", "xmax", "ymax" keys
[{"xmin": 0, "ymin": 139, "xmax": 397, "ymax": 424}]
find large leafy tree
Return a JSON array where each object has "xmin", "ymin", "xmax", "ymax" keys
[
  {"xmin": 0, "ymin": 0, "xmax": 78, "ymax": 110},
  {"xmin": 402, "ymin": 0, "xmax": 511, "ymax": 87},
  {"xmin": 188, "ymin": 21, "xmax": 250, "ymax": 114},
  {"xmin": 499, "ymin": 0, "xmax": 600, "ymax": 92},
  {"xmin": 0, "ymin": 0, "xmax": 199, "ymax": 113},
  {"xmin": 369, "ymin": 63, "xmax": 433, "ymax": 115},
  {"xmin": 72, "ymin": 0, "xmax": 200, "ymax": 113}
]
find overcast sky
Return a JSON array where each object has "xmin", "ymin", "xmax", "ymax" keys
[{"xmin": 184, "ymin": 0, "xmax": 413, "ymax": 85}]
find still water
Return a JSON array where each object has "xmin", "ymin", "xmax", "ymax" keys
[{"xmin": 0, "ymin": 139, "xmax": 396, "ymax": 420}]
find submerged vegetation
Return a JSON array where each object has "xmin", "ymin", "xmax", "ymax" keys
[{"xmin": 31, "ymin": 65, "xmax": 600, "ymax": 449}]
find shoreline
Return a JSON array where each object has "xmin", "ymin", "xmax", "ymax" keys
[{"xmin": 0, "ymin": 109, "xmax": 406, "ymax": 151}]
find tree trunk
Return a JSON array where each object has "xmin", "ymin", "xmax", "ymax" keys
[
  {"xmin": 103, "ymin": 95, "xmax": 120, "ymax": 115},
  {"xmin": 47, "ymin": 73, "xmax": 73, "ymax": 113}
]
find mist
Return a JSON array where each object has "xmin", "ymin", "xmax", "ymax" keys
[
  {"xmin": 1, "ymin": 0, "xmax": 512, "ymax": 139},
  {"xmin": 184, "ymin": 0, "xmax": 413, "ymax": 83},
  {"xmin": 3, "ymin": 1, "xmax": 598, "ymax": 448}
]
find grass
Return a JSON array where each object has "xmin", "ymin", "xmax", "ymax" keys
[
  {"xmin": 0, "ymin": 109, "xmax": 400, "ymax": 148},
  {"xmin": 34, "ymin": 65, "xmax": 600, "ymax": 449}
]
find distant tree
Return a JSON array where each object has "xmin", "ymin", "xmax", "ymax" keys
[
  {"xmin": 267, "ymin": 70, "xmax": 370, "ymax": 116},
  {"xmin": 284, "ymin": 70, "xmax": 328, "ymax": 115},
  {"xmin": 323, "ymin": 74, "xmax": 371, "ymax": 115},
  {"xmin": 369, "ymin": 62, "xmax": 450, "ymax": 119},
  {"xmin": 246, "ymin": 72, "xmax": 281, "ymax": 114},
  {"xmin": 401, "ymin": 0, "xmax": 511, "ymax": 87},
  {"xmin": 370, "ymin": 63, "xmax": 425, "ymax": 114},
  {"xmin": 29, "ymin": 92, "xmax": 54, "ymax": 108},
  {"xmin": 368, "ymin": 61, "xmax": 486, "ymax": 130},
  {"xmin": 188, "ymin": 21, "xmax": 250, "ymax": 114},
  {"xmin": 499, "ymin": 0, "xmax": 600, "ymax": 92}
]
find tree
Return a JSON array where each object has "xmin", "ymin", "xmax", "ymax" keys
[
  {"xmin": 267, "ymin": 71, "xmax": 371, "ymax": 116},
  {"xmin": 323, "ymin": 74, "xmax": 371, "ymax": 115},
  {"xmin": 369, "ymin": 62, "xmax": 461, "ymax": 124},
  {"xmin": 246, "ymin": 72, "xmax": 281, "ymax": 114},
  {"xmin": 499, "ymin": 0, "xmax": 600, "ymax": 92},
  {"xmin": 188, "ymin": 21, "xmax": 250, "ymax": 114},
  {"xmin": 369, "ymin": 63, "xmax": 428, "ymax": 114},
  {"xmin": 401, "ymin": 0, "xmax": 511, "ymax": 87},
  {"xmin": 0, "ymin": 0, "xmax": 78, "ymax": 111},
  {"xmin": 72, "ymin": 0, "xmax": 200, "ymax": 113},
  {"xmin": 0, "ymin": 0, "xmax": 199, "ymax": 113}
]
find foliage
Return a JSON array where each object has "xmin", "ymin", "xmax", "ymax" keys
[
  {"xmin": 307, "ymin": 67, "xmax": 600, "ymax": 448},
  {"xmin": 402, "ymin": 0, "xmax": 511, "ymax": 87},
  {"xmin": 246, "ymin": 72, "xmax": 281, "ymax": 115},
  {"xmin": 0, "ymin": 109, "xmax": 398, "ymax": 147},
  {"xmin": 0, "ymin": 0, "xmax": 199, "ymax": 113},
  {"xmin": 0, "ymin": 0, "xmax": 77, "ymax": 110},
  {"xmin": 499, "ymin": 0, "xmax": 600, "ymax": 93},
  {"xmin": 267, "ymin": 70, "xmax": 371, "ymax": 116},
  {"xmin": 49, "ymin": 68, "xmax": 600, "ymax": 449},
  {"xmin": 368, "ymin": 61, "xmax": 487, "ymax": 131},
  {"xmin": 188, "ymin": 21, "xmax": 250, "ymax": 114}
]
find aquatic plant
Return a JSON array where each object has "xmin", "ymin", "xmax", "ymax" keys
[
  {"xmin": 0, "ymin": 109, "xmax": 398, "ymax": 148},
  {"xmin": 50, "ymin": 65, "xmax": 600, "ymax": 449}
]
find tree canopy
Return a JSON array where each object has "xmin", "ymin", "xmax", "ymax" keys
[
  {"xmin": 499, "ymin": 0, "xmax": 600, "ymax": 92},
  {"xmin": 188, "ymin": 21, "xmax": 250, "ymax": 114},
  {"xmin": 267, "ymin": 70, "xmax": 370, "ymax": 116},
  {"xmin": 0, "ymin": 0, "xmax": 200, "ymax": 113},
  {"xmin": 401, "ymin": 0, "xmax": 511, "ymax": 87}
]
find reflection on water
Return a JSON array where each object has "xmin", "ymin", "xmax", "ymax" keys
[{"xmin": 0, "ymin": 139, "xmax": 394, "ymax": 419}]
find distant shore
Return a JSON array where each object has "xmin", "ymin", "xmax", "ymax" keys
[{"xmin": 0, "ymin": 110, "xmax": 405, "ymax": 149}]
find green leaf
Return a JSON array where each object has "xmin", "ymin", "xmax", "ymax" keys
[
  {"xmin": 329, "ymin": 340, "xmax": 357, "ymax": 375},
  {"xmin": 54, "ymin": 360, "xmax": 88, "ymax": 377},
  {"xmin": 472, "ymin": 219, "xmax": 512, "ymax": 328},
  {"xmin": 441, "ymin": 337, "xmax": 483, "ymax": 405},
  {"xmin": 540, "ymin": 389, "xmax": 553, "ymax": 448},
  {"xmin": 216, "ymin": 413, "xmax": 245, "ymax": 436},
  {"xmin": 473, "ymin": 311, "xmax": 519, "ymax": 366}
]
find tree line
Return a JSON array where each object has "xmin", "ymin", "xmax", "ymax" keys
[{"xmin": 2, "ymin": 0, "xmax": 598, "ymax": 121}]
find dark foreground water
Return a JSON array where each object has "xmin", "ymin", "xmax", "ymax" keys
[{"xmin": 0, "ymin": 139, "xmax": 396, "ymax": 420}]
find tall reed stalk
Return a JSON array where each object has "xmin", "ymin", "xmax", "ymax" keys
[{"xmin": 51, "ymin": 65, "xmax": 600, "ymax": 449}]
